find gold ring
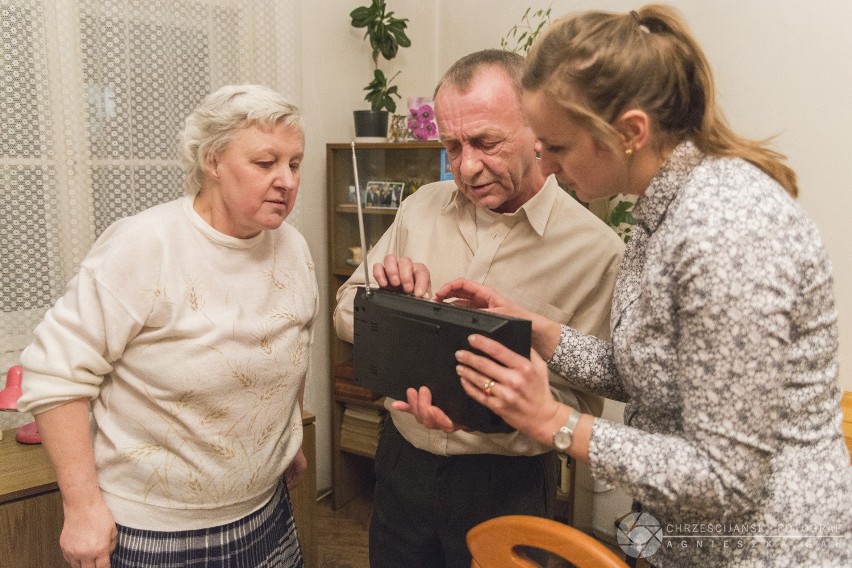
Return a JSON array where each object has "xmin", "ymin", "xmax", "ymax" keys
[{"xmin": 483, "ymin": 379, "xmax": 495, "ymax": 396}]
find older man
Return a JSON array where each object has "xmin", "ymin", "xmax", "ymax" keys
[{"xmin": 334, "ymin": 49, "xmax": 624, "ymax": 568}]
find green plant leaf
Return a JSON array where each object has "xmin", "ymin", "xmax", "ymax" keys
[
  {"xmin": 379, "ymin": 36, "xmax": 398, "ymax": 60},
  {"xmin": 349, "ymin": 6, "xmax": 373, "ymax": 27},
  {"xmin": 352, "ymin": 1, "xmax": 410, "ymax": 112},
  {"xmin": 500, "ymin": 4, "xmax": 552, "ymax": 54},
  {"xmin": 607, "ymin": 200, "xmax": 636, "ymax": 227}
]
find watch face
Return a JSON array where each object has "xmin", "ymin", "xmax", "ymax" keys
[{"xmin": 553, "ymin": 428, "xmax": 572, "ymax": 452}]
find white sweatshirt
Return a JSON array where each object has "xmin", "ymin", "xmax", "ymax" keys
[{"xmin": 19, "ymin": 195, "xmax": 318, "ymax": 530}]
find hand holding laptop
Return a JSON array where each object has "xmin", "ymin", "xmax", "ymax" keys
[
  {"xmin": 389, "ymin": 386, "xmax": 460, "ymax": 433},
  {"xmin": 436, "ymin": 278, "xmax": 563, "ymax": 362}
]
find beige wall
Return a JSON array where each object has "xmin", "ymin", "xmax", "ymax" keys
[
  {"xmin": 299, "ymin": 0, "xmax": 852, "ymax": 492},
  {"xmin": 298, "ymin": 1, "xmax": 441, "ymax": 492}
]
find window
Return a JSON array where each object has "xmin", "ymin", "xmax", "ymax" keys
[{"xmin": 0, "ymin": 0, "xmax": 300, "ymax": 355}]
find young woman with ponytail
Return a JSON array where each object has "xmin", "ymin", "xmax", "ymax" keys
[{"xmin": 423, "ymin": 5, "xmax": 851, "ymax": 566}]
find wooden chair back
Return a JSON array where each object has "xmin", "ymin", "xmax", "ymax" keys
[{"xmin": 467, "ymin": 515, "xmax": 629, "ymax": 568}]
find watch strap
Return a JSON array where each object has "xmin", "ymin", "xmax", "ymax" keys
[{"xmin": 562, "ymin": 408, "xmax": 581, "ymax": 435}]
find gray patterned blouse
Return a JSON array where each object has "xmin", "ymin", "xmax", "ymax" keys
[{"xmin": 550, "ymin": 141, "xmax": 851, "ymax": 566}]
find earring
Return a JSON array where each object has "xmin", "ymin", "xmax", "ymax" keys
[{"xmin": 625, "ymin": 148, "xmax": 634, "ymax": 155}]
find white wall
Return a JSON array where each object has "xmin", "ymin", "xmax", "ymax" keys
[{"xmin": 298, "ymin": 0, "xmax": 852, "ymax": 495}]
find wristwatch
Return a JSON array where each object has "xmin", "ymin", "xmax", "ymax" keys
[{"xmin": 552, "ymin": 409, "xmax": 581, "ymax": 453}]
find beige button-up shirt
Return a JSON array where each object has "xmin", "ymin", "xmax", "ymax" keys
[{"xmin": 334, "ymin": 175, "xmax": 624, "ymax": 456}]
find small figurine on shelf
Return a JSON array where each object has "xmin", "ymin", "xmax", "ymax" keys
[{"xmin": 347, "ymin": 246, "xmax": 363, "ymax": 266}]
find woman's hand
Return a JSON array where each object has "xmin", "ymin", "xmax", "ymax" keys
[
  {"xmin": 434, "ymin": 278, "xmax": 519, "ymax": 314},
  {"xmin": 437, "ymin": 279, "xmax": 563, "ymax": 360},
  {"xmin": 373, "ymin": 254, "xmax": 431, "ymax": 298},
  {"xmin": 456, "ymin": 334, "xmax": 564, "ymax": 445},
  {"xmin": 284, "ymin": 448, "xmax": 308, "ymax": 490},
  {"xmin": 60, "ymin": 498, "xmax": 117, "ymax": 568},
  {"xmin": 34, "ymin": 401, "xmax": 116, "ymax": 567}
]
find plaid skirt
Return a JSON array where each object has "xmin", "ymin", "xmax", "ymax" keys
[{"xmin": 110, "ymin": 482, "xmax": 303, "ymax": 567}]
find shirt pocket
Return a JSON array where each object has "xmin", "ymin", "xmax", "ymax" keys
[{"xmin": 505, "ymin": 287, "xmax": 574, "ymax": 325}]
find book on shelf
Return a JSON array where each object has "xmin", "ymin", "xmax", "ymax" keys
[
  {"xmin": 334, "ymin": 361, "xmax": 355, "ymax": 382},
  {"xmin": 339, "ymin": 429, "xmax": 379, "ymax": 456},
  {"xmin": 334, "ymin": 360, "xmax": 380, "ymax": 401},
  {"xmin": 343, "ymin": 406, "xmax": 383, "ymax": 423},
  {"xmin": 340, "ymin": 428, "xmax": 379, "ymax": 455},
  {"xmin": 339, "ymin": 405, "xmax": 383, "ymax": 456},
  {"xmin": 342, "ymin": 409, "xmax": 382, "ymax": 436},
  {"xmin": 342, "ymin": 419, "xmax": 380, "ymax": 438},
  {"xmin": 341, "ymin": 421, "xmax": 378, "ymax": 438},
  {"xmin": 334, "ymin": 380, "xmax": 379, "ymax": 401}
]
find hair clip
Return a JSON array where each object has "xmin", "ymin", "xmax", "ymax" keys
[{"xmin": 630, "ymin": 10, "xmax": 651, "ymax": 34}]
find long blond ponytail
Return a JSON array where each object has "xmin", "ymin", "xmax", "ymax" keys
[{"xmin": 524, "ymin": 4, "xmax": 798, "ymax": 197}]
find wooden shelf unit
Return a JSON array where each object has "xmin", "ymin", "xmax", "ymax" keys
[{"xmin": 326, "ymin": 141, "xmax": 444, "ymax": 509}]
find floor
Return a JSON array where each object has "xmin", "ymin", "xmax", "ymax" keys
[{"xmin": 314, "ymin": 490, "xmax": 372, "ymax": 568}]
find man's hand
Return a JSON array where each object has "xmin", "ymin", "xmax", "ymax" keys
[
  {"xmin": 390, "ymin": 386, "xmax": 460, "ymax": 433},
  {"xmin": 373, "ymin": 254, "xmax": 431, "ymax": 298}
]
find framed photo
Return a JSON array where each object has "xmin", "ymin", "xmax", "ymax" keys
[
  {"xmin": 440, "ymin": 149, "xmax": 453, "ymax": 181},
  {"xmin": 365, "ymin": 180, "xmax": 405, "ymax": 208},
  {"xmin": 387, "ymin": 114, "xmax": 411, "ymax": 143}
]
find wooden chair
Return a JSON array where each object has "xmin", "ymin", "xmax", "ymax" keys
[
  {"xmin": 467, "ymin": 515, "xmax": 629, "ymax": 568},
  {"xmin": 842, "ymin": 391, "xmax": 852, "ymax": 463}
]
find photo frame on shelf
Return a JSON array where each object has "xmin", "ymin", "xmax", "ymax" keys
[
  {"xmin": 365, "ymin": 180, "xmax": 405, "ymax": 208},
  {"xmin": 440, "ymin": 148, "xmax": 453, "ymax": 181},
  {"xmin": 387, "ymin": 114, "xmax": 411, "ymax": 143}
]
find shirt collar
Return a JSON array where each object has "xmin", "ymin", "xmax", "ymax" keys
[
  {"xmin": 441, "ymin": 174, "xmax": 559, "ymax": 237},
  {"xmin": 632, "ymin": 140, "xmax": 705, "ymax": 233}
]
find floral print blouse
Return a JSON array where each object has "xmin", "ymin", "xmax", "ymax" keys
[{"xmin": 550, "ymin": 141, "xmax": 851, "ymax": 566}]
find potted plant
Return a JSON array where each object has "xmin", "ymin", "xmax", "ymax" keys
[{"xmin": 350, "ymin": 0, "xmax": 411, "ymax": 138}]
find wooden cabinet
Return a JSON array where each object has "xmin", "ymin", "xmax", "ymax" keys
[
  {"xmin": 291, "ymin": 412, "xmax": 317, "ymax": 568},
  {"xmin": 326, "ymin": 141, "xmax": 444, "ymax": 509},
  {"xmin": 0, "ymin": 431, "xmax": 67, "ymax": 568}
]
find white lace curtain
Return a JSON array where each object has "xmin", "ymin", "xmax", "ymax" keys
[{"xmin": 0, "ymin": 0, "xmax": 301, "ymax": 367}]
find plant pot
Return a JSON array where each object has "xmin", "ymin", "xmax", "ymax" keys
[{"xmin": 353, "ymin": 110, "xmax": 389, "ymax": 139}]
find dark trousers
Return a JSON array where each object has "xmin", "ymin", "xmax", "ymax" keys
[{"xmin": 369, "ymin": 420, "xmax": 558, "ymax": 568}]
